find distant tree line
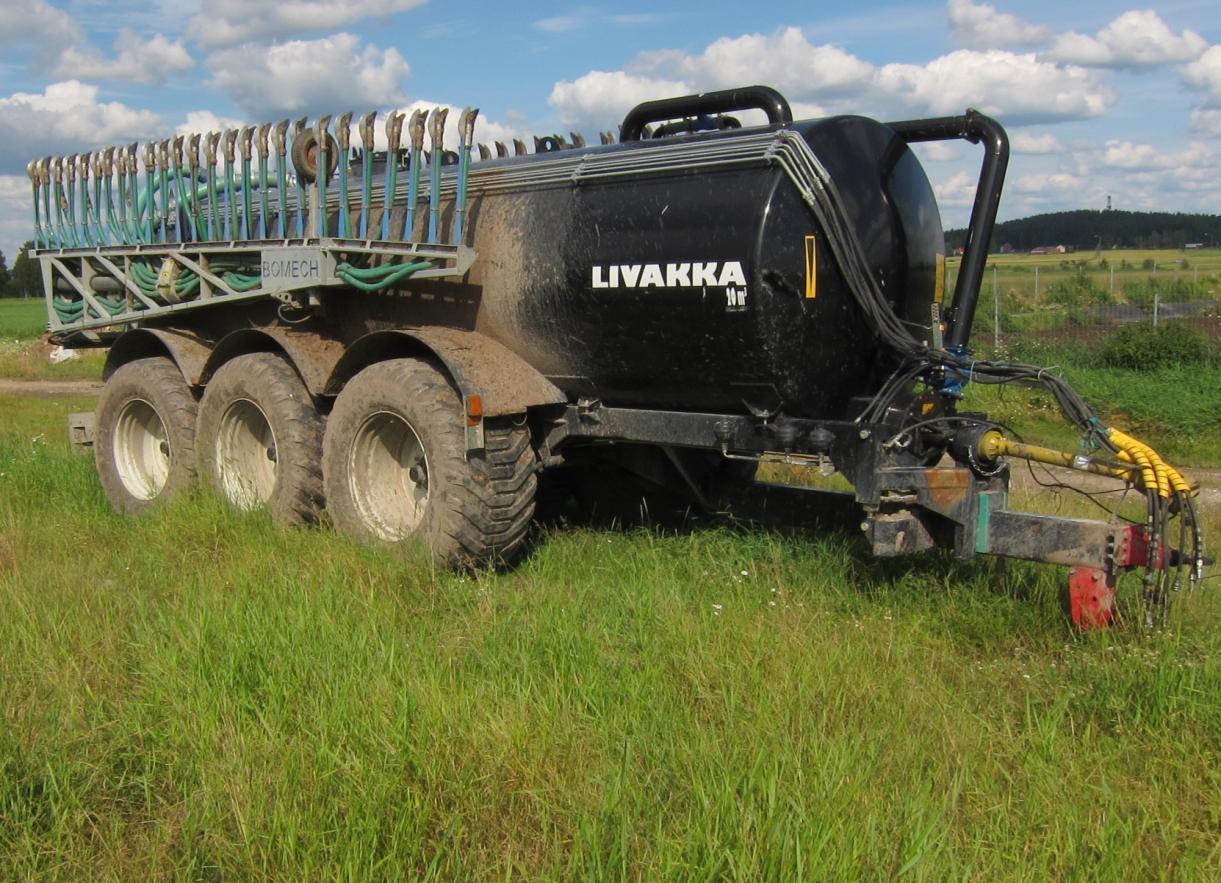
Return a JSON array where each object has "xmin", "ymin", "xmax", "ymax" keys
[
  {"xmin": 0, "ymin": 242, "xmax": 42, "ymax": 298},
  {"xmin": 946, "ymin": 210, "xmax": 1221, "ymax": 253}
]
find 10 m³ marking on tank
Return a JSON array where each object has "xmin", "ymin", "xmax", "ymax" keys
[{"xmin": 590, "ymin": 260, "xmax": 748, "ymax": 312}]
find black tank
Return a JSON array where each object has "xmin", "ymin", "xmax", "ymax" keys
[{"xmin": 351, "ymin": 115, "xmax": 946, "ymax": 421}]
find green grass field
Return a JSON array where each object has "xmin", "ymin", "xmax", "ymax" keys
[
  {"xmin": 1, "ymin": 396, "xmax": 1218, "ymax": 880},
  {"xmin": 947, "ymin": 247, "xmax": 1221, "ymax": 310},
  {"xmin": 0, "ymin": 298, "xmax": 50, "ymax": 340},
  {"xmin": 1, "ymin": 252, "xmax": 1218, "ymax": 878}
]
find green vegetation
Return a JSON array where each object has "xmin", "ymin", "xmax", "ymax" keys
[
  {"xmin": 945, "ymin": 209, "xmax": 1221, "ymax": 252},
  {"xmin": 1, "ymin": 396, "xmax": 1218, "ymax": 879}
]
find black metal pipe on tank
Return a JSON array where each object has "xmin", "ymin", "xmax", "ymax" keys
[
  {"xmin": 887, "ymin": 110, "xmax": 1008, "ymax": 349},
  {"xmin": 619, "ymin": 85, "xmax": 793, "ymax": 142}
]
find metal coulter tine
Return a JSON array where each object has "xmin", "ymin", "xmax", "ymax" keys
[
  {"xmin": 380, "ymin": 110, "xmax": 404, "ymax": 240},
  {"xmin": 571, "ymin": 132, "xmax": 586, "ymax": 148},
  {"xmin": 512, "ymin": 138, "xmax": 526, "ymax": 156},
  {"xmin": 27, "ymin": 161, "xmax": 43, "ymax": 248},
  {"xmin": 64, "ymin": 151, "xmax": 80, "ymax": 246},
  {"xmin": 222, "ymin": 129, "xmax": 238, "ymax": 240},
  {"xmin": 358, "ymin": 111, "xmax": 375, "ymax": 239},
  {"xmin": 90, "ymin": 152, "xmax": 107, "ymax": 245},
  {"xmin": 171, "ymin": 136, "xmax": 195, "ymax": 242},
  {"xmin": 314, "ymin": 114, "xmax": 331, "ymax": 238},
  {"xmin": 37, "ymin": 159, "xmax": 55, "ymax": 247},
  {"xmin": 239, "ymin": 126, "xmax": 254, "ymax": 240},
  {"xmin": 453, "ymin": 107, "xmax": 478, "ymax": 244},
  {"xmin": 100, "ymin": 148, "xmax": 116, "ymax": 243},
  {"xmin": 157, "ymin": 140, "xmax": 171, "ymax": 242},
  {"xmin": 127, "ymin": 143, "xmax": 143, "ymax": 243},
  {"xmin": 187, "ymin": 134, "xmax": 202, "ymax": 241},
  {"xmin": 403, "ymin": 109, "xmax": 426, "ymax": 240},
  {"xmin": 335, "ymin": 112, "xmax": 352, "ymax": 238},
  {"xmin": 426, "ymin": 107, "xmax": 448, "ymax": 243},
  {"xmin": 292, "ymin": 116, "xmax": 308, "ymax": 237},
  {"xmin": 273, "ymin": 120, "xmax": 289, "ymax": 237},
  {"xmin": 77, "ymin": 154, "xmax": 95, "ymax": 246},
  {"xmin": 205, "ymin": 131, "xmax": 221, "ymax": 240},
  {"xmin": 139, "ymin": 142, "xmax": 155, "ymax": 243},
  {"xmin": 477, "ymin": 144, "xmax": 490, "ymax": 161},
  {"xmin": 113, "ymin": 149, "xmax": 129, "ymax": 245},
  {"xmin": 256, "ymin": 123, "xmax": 271, "ymax": 239},
  {"xmin": 494, "ymin": 141, "xmax": 507, "ymax": 158}
]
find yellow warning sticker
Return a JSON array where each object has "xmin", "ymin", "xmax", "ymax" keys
[
  {"xmin": 934, "ymin": 253, "xmax": 945, "ymax": 304},
  {"xmin": 804, "ymin": 235, "xmax": 817, "ymax": 298}
]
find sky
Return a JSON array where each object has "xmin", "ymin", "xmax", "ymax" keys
[{"xmin": 1, "ymin": 0, "xmax": 1220, "ymax": 259}]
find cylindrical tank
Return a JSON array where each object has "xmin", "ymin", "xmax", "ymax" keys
[{"xmin": 364, "ymin": 116, "xmax": 946, "ymax": 422}]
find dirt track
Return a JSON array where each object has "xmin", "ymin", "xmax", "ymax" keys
[{"xmin": 0, "ymin": 379, "xmax": 102, "ymax": 397}]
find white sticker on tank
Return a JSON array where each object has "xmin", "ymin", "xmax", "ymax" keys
[{"xmin": 591, "ymin": 261, "xmax": 746, "ymax": 290}]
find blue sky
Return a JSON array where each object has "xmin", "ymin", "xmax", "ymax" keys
[{"xmin": 2, "ymin": 0, "xmax": 1220, "ymax": 258}]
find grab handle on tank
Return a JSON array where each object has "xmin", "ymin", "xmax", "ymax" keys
[
  {"xmin": 619, "ymin": 85, "xmax": 793, "ymax": 142},
  {"xmin": 886, "ymin": 109, "xmax": 1009, "ymax": 350}
]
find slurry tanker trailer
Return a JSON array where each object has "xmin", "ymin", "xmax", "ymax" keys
[{"xmin": 26, "ymin": 86, "xmax": 1204, "ymax": 627}]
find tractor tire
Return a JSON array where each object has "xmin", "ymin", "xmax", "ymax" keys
[
  {"xmin": 95, "ymin": 356, "xmax": 198, "ymax": 515},
  {"xmin": 322, "ymin": 358, "xmax": 537, "ymax": 567},
  {"xmin": 195, "ymin": 353, "xmax": 324, "ymax": 524}
]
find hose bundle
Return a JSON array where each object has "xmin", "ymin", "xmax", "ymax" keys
[{"xmin": 771, "ymin": 130, "xmax": 1204, "ymax": 618}]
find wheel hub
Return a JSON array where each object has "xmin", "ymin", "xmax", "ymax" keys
[
  {"xmin": 349, "ymin": 410, "xmax": 429, "ymax": 541},
  {"xmin": 216, "ymin": 398, "xmax": 278, "ymax": 509},
  {"xmin": 113, "ymin": 398, "xmax": 171, "ymax": 501}
]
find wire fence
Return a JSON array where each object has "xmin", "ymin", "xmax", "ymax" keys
[{"xmin": 947, "ymin": 256, "xmax": 1221, "ymax": 360}]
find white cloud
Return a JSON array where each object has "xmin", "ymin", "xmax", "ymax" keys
[
  {"xmin": 207, "ymin": 33, "xmax": 410, "ymax": 117},
  {"xmin": 933, "ymin": 170, "xmax": 977, "ymax": 207},
  {"xmin": 551, "ymin": 28, "xmax": 1115, "ymax": 131},
  {"xmin": 1188, "ymin": 108, "xmax": 1221, "ymax": 138},
  {"xmin": 947, "ymin": 0, "xmax": 1050, "ymax": 50},
  {"xmin": 1099, "ymin": 139, "xmax": 1164, "ymax": 170},
  {"xmin": 0, "ymin": 81, "xmax": 160, "ymax": 174},
  {"xmin": 534, "ymin": 15, "xmax": 584, "ymax": 33},
  {"xmin": 1047, "ymin": 10, "xmax": 1206, "ymax": 69},
  {"xmin": 876, "ymin": 50, "xmax": 1113, "ymax": 123},
  {"xmin": 534, "ymin": 11, "xmax": 669, "ymax": 33},
  {"xmin": 0, "ymin": 0, "xmax": 82, "ymax": 59},
  {"xmin": 1010, "ymin": 132, "xmax": 1061, "ymax": 154},
  {"xmin": 549, "ymin": 71, "xmax": 689, "ymax": 128},
  {"xmin": 1099, "ymin": 139, "xmax": 1212, "ymax": 172},
  {"xmin": 636, "ymin": 28, "xmax": 873, "ymax": 98},
  {"xmin": 912, "ymin": 141, "xmax": 960, "ymax": 162},
  {"xmin": 54, "ymin": 29, "xmax": 194, "ymax": 85},
  {"xmin": 1011, "ymin": 171, "xmax": 1085, "ymax": 193},
  {"xmin": 175, "ymin": 110, "xmax": 246, "ymax": 137},
  {"xmin": 1182, "ymin": 45, "xmax": 1221, "ymax": 107},
  {"xmin": 188, "ymin": 0, "xmax": 427, "ymax": 47}
]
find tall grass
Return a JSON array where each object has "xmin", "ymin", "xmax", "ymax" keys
[{"xmin": 1, "ymin": 396, "xmax": 1218, "ymax": 879}]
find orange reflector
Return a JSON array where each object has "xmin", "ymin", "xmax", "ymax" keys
[
  {"xmin": 465, "ymin": 394, "xmax": 483, "ymax": 426},
  {"xmin": 804, "ymin": 235, "xmax": 817, "ymax": 298}
]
